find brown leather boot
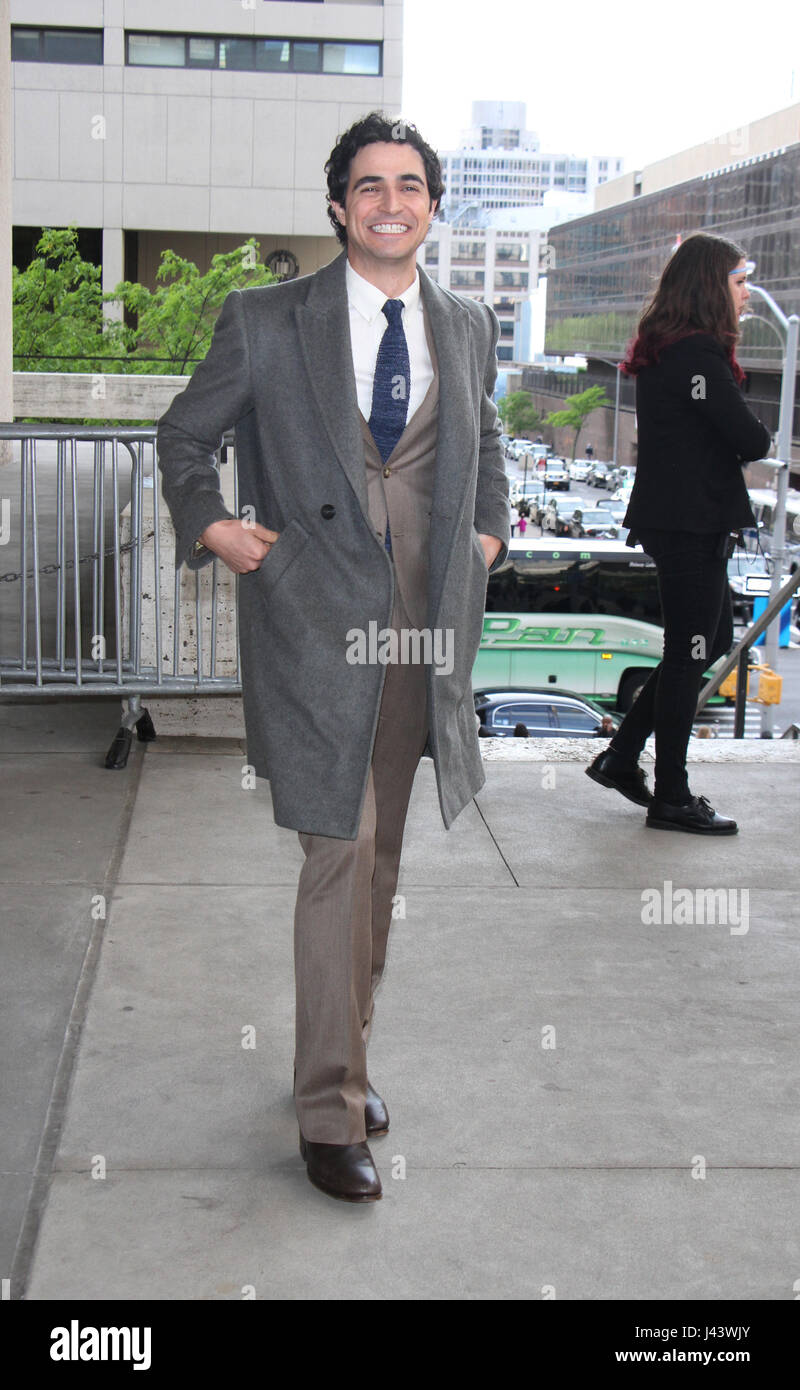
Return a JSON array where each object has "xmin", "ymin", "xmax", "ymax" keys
[
  {"xmin": 299, "ymin": 1132, "xmax": 382, "ymax": 1202},
  {"xmin": 365, "ymin": 1082, "xmax": 390, "ymax": 1137}
]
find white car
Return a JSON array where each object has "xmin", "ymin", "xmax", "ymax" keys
[
  {"xmin": 569, "ymin": 458, "xmax": 592, "ymax": 482},
  {"xmin": 543, "ymin": 458, "xmax": 569, "ymax": 491}
]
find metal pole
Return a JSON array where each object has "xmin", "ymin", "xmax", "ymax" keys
[
  {"xmin": 747, "ymin": 291, "xmax": 799, "ymax": 736},
  {"xmin": 612, "ymin": 363, "xmax": 621, "ymax": 468}
]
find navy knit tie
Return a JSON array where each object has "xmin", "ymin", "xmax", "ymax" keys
[{"xmin": 368, "ymin": 299, "xmax": 410, "ymax": 556}]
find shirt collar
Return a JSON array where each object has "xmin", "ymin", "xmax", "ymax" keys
[{"xmin": 345, "ymin": 259, "xmax": 421, "ymax": 324}]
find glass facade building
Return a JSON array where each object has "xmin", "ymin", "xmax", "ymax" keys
[{"xmin": 545, "ymin": 145, "xmax": 800, "ymax": 375}]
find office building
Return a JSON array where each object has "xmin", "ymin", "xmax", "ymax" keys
[
  {"xmin": 540, "ymin": 130, "xmax": 800, "ymax": 471},
  {"xmin": 10, "ymin": 0, "xmax": 402, "ymax": 301},
  {"xmin": 440, "ymin": 100, "xmax": 623, "ymax": 216},
  {"xmin": 418, "ymin": 221, "xmax": 543, "ymax": 362}
]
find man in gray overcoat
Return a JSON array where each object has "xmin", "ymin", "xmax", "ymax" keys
[{"xmin": 157, "ymin": 112, "xmax": 510, "ymax": 1203}]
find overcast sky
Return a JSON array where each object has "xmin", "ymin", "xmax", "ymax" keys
[{"xmin": 402, "ymin": 0, "xmax": 800, "ymax": 170}]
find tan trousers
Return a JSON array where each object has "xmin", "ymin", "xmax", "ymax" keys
[{"xmin": 293, "ymin": 587, "xmax": 429, "ymax": 1143}]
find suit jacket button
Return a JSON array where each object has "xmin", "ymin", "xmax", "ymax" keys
[
  {"xmin": 383, "ymin": 467, "xmax": 391, "ymax": 478},
  {"xmin": 320, "ymin": 504, "xmax": 336, "ymax": 519}
]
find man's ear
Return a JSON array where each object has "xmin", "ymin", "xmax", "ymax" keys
[
  {"xmin": 429, "ymin": 200, "xmax": 439, "ymax": 222},
  {"xmin": 331, "ymin": 201, "xmax": 347, "ymax": 227}
]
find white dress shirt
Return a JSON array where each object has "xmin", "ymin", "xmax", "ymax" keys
[{"xmin": 345, "ymin": 259, "xmax": 434, "ymax": 424}]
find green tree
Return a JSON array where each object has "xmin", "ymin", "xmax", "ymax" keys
[
  {"xmin": 497, "ymin": 390, "xmax": 542, "ymax": 439},
  {"xmin": 13, "ymin": 227, "xmax": 133, "ymax": 373},
  {"xmin": 111, "ymin": 241, "xmax": 277, "ymax": 375},
  {"xmin": 545, "ymin": 385, "xmax": 610, "ymax": 461}
]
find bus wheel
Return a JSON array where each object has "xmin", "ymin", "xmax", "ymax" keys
[{"xmin": 618, "ymin": 671, "xmax": 648, "ymax": 713}]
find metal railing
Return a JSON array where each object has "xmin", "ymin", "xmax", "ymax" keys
[
  {"xmin": 0, "ymin": 424, "xmax": 241, "ymax": 765},
  {"xmin": 696, "ymin": 566, "xmax": 800, "ymax": 736},
  {"xmin": 2, "ymin": 425, "xmax": 797, "ymax": 761}
]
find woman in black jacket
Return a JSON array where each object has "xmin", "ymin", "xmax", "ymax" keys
[{"xmin": 587, "ymin": 233, "xmax": 772, "ymax": 834}]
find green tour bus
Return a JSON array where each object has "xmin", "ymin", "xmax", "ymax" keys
[{"xmin": 473, "ymin": 537, "xmax": 666, "ymax": 711}]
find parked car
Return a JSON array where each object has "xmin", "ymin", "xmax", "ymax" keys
[
  {"xmin": 541, "ymin": 498, "xmax": 592, "ymax": 536},
  {"xmin": 588, "ymin": 462, "xmax": 612, "ymax": 488},
  {"xmin": 573, "ymin": 506, "xmax": 619, "ymax": 539},
  {"xmin": 543, "ymin": 458, "xmax": 570, "ymax": 491},
  {"xmin": 569, "ymin": 458, "xmax": 593, "ymax": 483},
  {"xmin": 727, "ymin": 554, "xmax": 772, "ymax": 620},
  {"xmin": 474, "ymin": 688, "xmax": 620, "ymax": 738},
  {"xmin": 509, "ymin": 477, "xmax": 545, "ymax": 503},
  {"xmin": 516, "ymin": 489, "xmax": 549, "ymax": 525},
  {"xmin": 541, "ymin": 499, "xmax": 569, "ymax": 535}
]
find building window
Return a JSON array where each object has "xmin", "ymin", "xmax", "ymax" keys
[
  {"xmin": 293, "ymin": 42, "xmax": 321, "ymax": 72},
  {"xmin": 126, "ymin": 32, "xmax": 382, "ymax": 75},
  {"xmin": 324, "ymin": 41, "xmax": 380, "ymax": 73},
  {"xmin": 188, "ymin": 36, "xmax": 217, "ymax": 67},
  {"xmin": 128, "ymin": 33, "xmax": 186, "ymax": 66},
  {"xmin": 255, "ymin": 40, "xmax": 292, "ymax": 71},
  {"xmin": 220, "ymin": 38, "xmax": 257, "ymax": 70},
  {"xmin": 11, "ymin": 26, "xmax": 103, "ymax": 64}
]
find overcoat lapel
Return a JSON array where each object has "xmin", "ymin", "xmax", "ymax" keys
[
  {"xmin": 294, "ymin": 252, "xmax": 477, "ymax": 617},
  {"xmin": 417, "ymin": 264, "xmax": 474, "ymax": 618},
  {"xmin": 294, "ymin": 252, "xmax": 370, "ymax": 521}
]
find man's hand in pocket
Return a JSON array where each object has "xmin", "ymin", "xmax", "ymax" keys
[{"xmin": 200, "ymin": 519, "xmax": 279, "ymax": 574}]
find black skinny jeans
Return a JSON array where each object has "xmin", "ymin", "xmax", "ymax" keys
[{"xmin": 609, "ymin": 529, "xmax": 733, "ymax": 804}]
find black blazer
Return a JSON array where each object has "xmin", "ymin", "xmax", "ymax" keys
[{"xmin": 624, "ymin": 332, "xmax": 771, "ymax": 536}]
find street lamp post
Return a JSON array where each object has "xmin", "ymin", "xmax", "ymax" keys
[
  {"xmin": 612, "ymin": 361, "xmax": 621, "ymax": 469},
  {"xmin": 743, "ymin": 284, "xmax": 799, "ymax": 736},
  {"xmin": 591, "ymin": 356, "xmax": 623, "ymax": 467}
]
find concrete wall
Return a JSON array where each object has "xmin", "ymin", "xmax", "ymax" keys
[
  {"xmin": 13, "ymin": 371, "xmax": 191, "ymax": 421},
  {"xmin": 11, "ymin": 0, "xmax": 402, "ymax": 245}
]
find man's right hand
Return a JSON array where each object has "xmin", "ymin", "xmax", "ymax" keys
[{"xmin": 199, "ymin": 519, "xmax": 280, "ymax": 574}]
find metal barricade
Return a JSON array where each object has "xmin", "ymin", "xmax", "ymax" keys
[{"xmin": 0, "ymin": 425, "xmax": 241, "ymax": 766}]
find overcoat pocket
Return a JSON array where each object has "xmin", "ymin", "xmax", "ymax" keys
[{"xmin": 253, "ymin": 518, "xmax": 310, "ymax": 595}]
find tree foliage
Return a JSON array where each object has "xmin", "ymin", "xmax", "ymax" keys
[
  {"xmin": 498, "ymin": 391, "xmax": 543, "ymax": 439},
  {"xmin": 113, "ymin": 242, "xmax": 277, "ymax": 375},
  {"xmin": 545, "ymin": 386, "xmax": 610, "ymax": 460},
  {"xmin": 13, "ymin": 228, "xmax": 278, "ymax": 376},
  {"xmin": 12, "ymin": 227, "xmax": 132, "ymax": 373}
]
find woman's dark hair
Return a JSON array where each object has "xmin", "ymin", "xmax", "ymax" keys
[
  {"xmin": 325, "ymin": 111, "xmax": 444, "ymax": 246},
  {"xmin": 622, "ymin": 232, "xmax": 747, "ymax": 383}
]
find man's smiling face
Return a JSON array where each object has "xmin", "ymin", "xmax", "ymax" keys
[{"xmin": 331, "ymin": 141, "xmax": 437, "ymax": 282}]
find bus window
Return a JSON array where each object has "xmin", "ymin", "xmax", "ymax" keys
[{"xmin": 476, "ymin": 539, "xmax": 664, "ymax": 704}]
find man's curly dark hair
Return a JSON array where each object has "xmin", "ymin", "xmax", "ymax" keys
[{"xmin": 325, "ymin": 111, "xmax": 444, "ymax": 246}]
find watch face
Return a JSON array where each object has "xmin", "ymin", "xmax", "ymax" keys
[{"xmin": 267, "ymin": 249, "xmax": 299, "ymax": 281}]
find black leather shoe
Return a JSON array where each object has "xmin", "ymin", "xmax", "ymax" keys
[
  {"xmin": 646, "ymin": 795, "xmax": 738, "ymax": 835},
  {"xmin": 365, "ymin": 1082, "xmax": 389, "ymax": 1138},
  {"xmin": 299, "ymin": 1132, "xmax": 382, "ymax": 1202},
  {"xmin": 586, "ymin": 749, "xmax": 653, "ymax": 807}
]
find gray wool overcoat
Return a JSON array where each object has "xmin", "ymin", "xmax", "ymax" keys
[{"xmin": 156, "ymin": 250, "xmax": 510, "ymax": 839}]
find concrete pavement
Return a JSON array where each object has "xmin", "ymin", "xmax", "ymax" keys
[{"xmin": 1, "ymin": 697, "xmax": 798, "ymax": 1300}]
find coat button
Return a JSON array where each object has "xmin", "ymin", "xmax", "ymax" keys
[
  {"xmin": 383, "ymin": 467, "xmax": 391, "ymax": 478},
  {"xmin": 320, "ymin": 504, "xmax": 336, "ymax": 519}
]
